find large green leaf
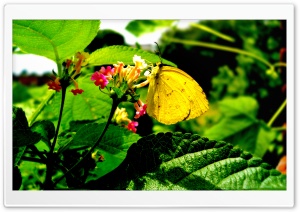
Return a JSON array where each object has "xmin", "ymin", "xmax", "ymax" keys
[
  {"xmin": 13, "ymin": 107, "xmax": 42, "ymax": 166},
  {"xmin": 84, "ymin": 132, "xmax": 286, "ymax": 190},
  {"xmin": 47, "ymin": 75, "xmax": 112, "ymax": 131},
  {"xmin": 87, "ymin": 45, "xmax": 177, "ymax": 67},
  {"xmin": 59, "ymin": 122, "xmax": 140, "ymax": 181},
  {"xmin": 218, "ymin": 96, "xmax": 259, "ymax": 118},
  {"xmin": 125, "ymin": 20, "xmax": 175, "ymax": 37},
  {"xmin": 13, "ymin": 20, "xmax": 100, "ymax": 63},
  {"xmin": 204, "ymin": 96, "xmax": 278, "ymax": 157},
  {"xmin": 13, "ymin": 107, "xmax": 41, "ymax": 148}
]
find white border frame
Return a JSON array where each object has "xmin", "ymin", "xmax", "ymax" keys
[{"xmin": 4, "ymin": 3, "xmax": 294, "ymax": 207}]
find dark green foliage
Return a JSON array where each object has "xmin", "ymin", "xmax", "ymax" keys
[
  {"xmin": 30, "ymin": 120, "xmax": 55, "ymax": 147},
  {"xmin": 84, "ymin": 132, "xmax": 286, "ymax": 190},
  {"xmin": 13, "ymin": 166, "xmax": 22, "ymax": 190},
  {"xmin": 13, "ymin": 107, "xmax": 42, "ymax": 165}
]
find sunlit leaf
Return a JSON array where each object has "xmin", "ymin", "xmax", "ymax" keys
[
  {"xmin": 13, "ymin": 20, "xmax": 100, "ymax": 63},
  {"xmin": 88, "ymin": 45, "xmax": 177, "ymax": 67},
  {"xmin": 218, "ymin": 96, "xmax": 259, "ymax": 118},
  {"xmin": 47, "ymin": 75, "xmax": 112, "ymax": 131},
  {"xmin": 204, "ymin": 96, "xmax": 278, "ymax": 157}
]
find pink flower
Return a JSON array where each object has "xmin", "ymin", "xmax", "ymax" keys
[
  {"xmin": 47, "ymin": 78, "xmax": 62, "ymax": 92},
  {"xmin": 91, "ymin": 72, "xmax": 109, "ymax": 89},
  {"xmin": 100, "ymin": 66, "xmax": 115, "ymax": 79},
  {"xmin": 71, "ymin": 88, "xmax": 84, "ymax": 95},
  {"xmin": 134, "ymin": 100, "xmax": 147, "ymax": 119},
  {"xmin": 127, "ymin": 121, "xmax": 138, "ymax": 133}
]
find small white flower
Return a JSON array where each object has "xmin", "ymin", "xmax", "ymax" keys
[
  {"xmin": 144, "ymin": 70, "xmax": 151, "ymax": 76},
  {"xmin": 133, "ymin": 55, "xmax": 147, "ymax": 69}
]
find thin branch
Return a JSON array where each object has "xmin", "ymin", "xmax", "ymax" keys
[
  {"xmin": 267, "ymin": 99, "xmax": 287, "ymax": 127},
  {"xmin": 167, "ymin": 37, "xmax": 273, "ymax": 69},
  {"xmin": 52, "ymin": 97, "xmax": 120, "ymax": 187}
]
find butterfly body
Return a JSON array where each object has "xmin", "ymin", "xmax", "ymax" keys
[{"xmin": 146, "ymin": 63, "xmax": 209, "ymax": 125}]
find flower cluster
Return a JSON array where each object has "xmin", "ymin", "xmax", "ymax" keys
[
  {"xmin": 91, "ymin": 55, "xmax": 149, "ymax": 133},
  {"xmin": 111, "ymin": 107, "xmax": 139, "ymax": 133},
  {"xmin": 91, "ymin": 55, "xmax": 147, "ymax": 91},
  {"xmin": 90, "ymin": 66, "xmax": 114, "ymax": 89},
  {"xmin": 134, "ymin": 100, "xmax": 147, "ymax": 119},
  {"xmin": 47, "ymin": 77, "xmax": 62, "ymax": 92},
  {"xmin": 47, "ymin": 52, "xmax": 90, "ymax": 95}
]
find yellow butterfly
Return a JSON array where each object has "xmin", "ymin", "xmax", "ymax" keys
[{"xmin": 146, "ymin": 62, "xmax": 209, "ymax": 125}]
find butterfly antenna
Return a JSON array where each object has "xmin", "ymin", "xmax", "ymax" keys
[{"xmin": 154, "ymin": 42, "xmax": 163, "ymax": 64}]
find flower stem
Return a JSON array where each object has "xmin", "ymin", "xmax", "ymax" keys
[
  {"xmin": 267, "ymin": 99, "xmax": 287, "ymax": 127},
  {"xmin": 28, "ymin": 90, "xmax": 55, "ymax": 126},
  {"xmin": 43, "ymin": 87, "xmax": 67, "ymax": 190},
  {"xmin": 52, "ymin": 97, "xmax": 120, "ymax": 187}
]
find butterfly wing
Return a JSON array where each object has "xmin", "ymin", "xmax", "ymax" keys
[{"xmin": 147, "ymin": 65, "xmax": 209, "ymax": 125}]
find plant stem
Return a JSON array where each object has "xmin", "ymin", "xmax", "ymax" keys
[
  {"xmin": 52, "ymin": 97, "xmax": 120, "ymax": 187},
  {"xmin": 43, "ymin": 87, "xmax": 67, "ymax": 190},
  {"xmin": 273, "ymin": 62, "xmax": 287, "ymax": 68},
  {"xmin": 267, "ymin": 99, "xmax": 287, "ymax": 127},
  {"xmin": 28, "ymin": 90, "xmax": 55, "ymax": 126},
  {"xmin": 167, "ymin": 37, "xmax": 273, "ymax": 69},
  {"xmin": 190, "ymin": 23, "xmax": 235, "ymax": 42},
  {"xmin": 52, "ymin": 43, "xmax": 62, "ymax": 76},
  {"xmin": 272, "ymin": 126, "xmax": 287, "ymax": 131}
]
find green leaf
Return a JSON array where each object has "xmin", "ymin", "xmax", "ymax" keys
[
  {"xmin": 13, "ymin": 20, "xmax": 100, "ymax": 63},
  {"xmin": 57, "ymin": 119, "xmax": 101, "ymax": 153},
  {"xmin": 13, "ymin": 146, "xmax": 26, "ymax": 167},
  {"xmin": 255, "ymin": 121, "xmax": 278, "ymax": 157},
  {"xmin": 125, "ymin": 20, "xmax": 175, "ymax": 37},
  {"xmin": 13, "ymin": 107, "xmax": 42, "ymax": 166},
  {"xmin": 13, "ymin": 107, "xmax": 41, "ymax": 148},
  {"xmin": 84, "ymin": 132, "xmax": 286, "ymax": 190},
  {"xmin": 70, "ymin": 123, "xmax": 140, "ymax": 179},
  {"xmin": 218, "ymin": 96, "xmax": 259, "ymax": 118},
  {"xmin": 204, "ymin": 96, "xmax": 277, "ymax": 157},
  {"xmin": 31, "ymin": 120, "xmax": 55, "ymax": 142},
  {"xmin": 88, "ymin": 45, "xmax": 177, "ymax": 67},
  {"xmin": 47, "ymin": 75, "xmax": 112, "ymax": 131}
]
